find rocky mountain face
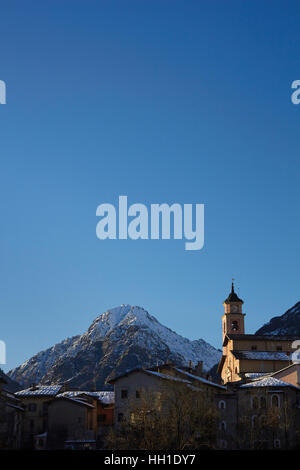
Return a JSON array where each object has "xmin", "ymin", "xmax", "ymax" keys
[
  {"xmin": 0, "ymin": 368, "xmax": 21, "ymax": 393},
  {"xmin": 8, "ymin": 305, "xmax": 221, "ymax": 390},
  {"xmin": 255, "ymin": 301, "xmax": 300, "ymax": 336}
]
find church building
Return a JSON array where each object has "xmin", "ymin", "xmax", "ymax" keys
[{"xmin": 218, "ymin": 283, "xmax": 296, "ymax": 384}]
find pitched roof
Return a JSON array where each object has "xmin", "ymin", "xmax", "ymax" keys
[
  {"xmin": 240, "ymin": 376, "xmax": 300, "ymax": 389},
  {"xmin": 54, "ymin": 396, "xmax": 95, "ymax": 408},
  {"xmin": 244, "ymin": 373, "xmax": 271, "ymax": 379},
  {"xmin": 144, "ymin": 370, "xmax": 192, "ymax": 384},
  {"xmin": 58, "ymin": 390, "xmax": 114, "ymax": 405},
  {"xmin": 174, "ymin": 368, "xmax": 226, "ymax": 390},
  {"xmin": 225, "ymin": 334, "xmax": 297, "ymax": 343},
  {"xmin": 7, "ymin": 403, "xmax": 24, "ymax": 411},
  {"xmin": 108, "ymin": 367, "xmax": 197, "ymax": 386},
  {"xmin": 271, "ymin": 362, "xmax": 300, "ymax": 376},
  {"xmin": 15, "ymin": 385, "xmax": 63, "ymax": 397},
  {"xmin": 90, "ymin": 391, "xmax": 114, "ymax": 405},
  {"xmin": 232, "ymin": 350, "xmax": 291, "ymax": 361}
]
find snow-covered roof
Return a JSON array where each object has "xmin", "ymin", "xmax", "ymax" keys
[
  {"xmin": 58, "ymin": 390, "xmax": 114, "ymax": 405},
  {"xmin": 15, "ymin": 385, "xmax": 63, "ymax": 397},
  {"xmin": 244, "ymin": 373, "xmax": 271, "ymax": 379},
  {"xmin": 59, "ymin": 397, "xmax": 95, "ymax": 408},
  {"xmin": 174, "ymin": 368, "xmax": 226, "ymax": 390},
  {"xmin": 5, "ymin": 391, "xmax": 19, "ymax": 400},
  {"xmin": 241, "ymin": 376, "xmax": 300, "ymax": 389},
  {"xmin": 144, "ymin": 370, "xmax": 192, "ymax": 384},
  {"xmin": 232, "ymin": 351, "xmax": 290, "ymax": 361},
  {"xmin": 93, "ymin": 391, "xmax": 114, "ymax": 404}
]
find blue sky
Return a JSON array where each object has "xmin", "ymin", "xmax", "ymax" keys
[{"xmin": 1, "ymin": 1, "xmax": 300, "ymax": 372}]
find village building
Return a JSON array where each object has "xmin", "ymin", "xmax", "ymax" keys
[
  {"xmin": 108, "ymin": 364, "xmax": 226, "ymax": 426},
  {"xmin": 54, "ymin": 390, "xmax": 114, "ymax": 448},
  {"xmin": 14, "ymin": 384, "xmax": 114, "ymax": 449},
  {"xmin": 0, "ymin": 376, "xmax": 23, "ymax": 449},
  {"xmin": 47, "ymin": 394, "xmax": 96, "ymax": 449},
  {"xmin": 15, "ymin": 384, "xmax": 63, "ymax": 448}
]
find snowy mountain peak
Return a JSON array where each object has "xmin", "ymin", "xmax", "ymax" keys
[
  {"xmin": 85, "ymin": 305, "xmax": 154, "ymax": 341},
  {"xmin": 8, "ymin": 305, "xmax": 221, "ymax": 390}
]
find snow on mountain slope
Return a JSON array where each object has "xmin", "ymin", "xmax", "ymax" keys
[
  {"xmin": 255, "ymin": 301, "xmax": 300, "ymax": 336},
  {"xmin": 9, "ymin": 336, "xmax": 81, "ymax": 387},
  {"xmin": 8, "ymin": 305, "xmax": 221, "ymax": 389}
]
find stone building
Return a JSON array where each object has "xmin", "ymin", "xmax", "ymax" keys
[
  {"xmin": 47, "ymin": 395, "xmax": 96, "ymax": 449},
  {"xmin": 15, "ymin": 384, "xmax": 63, "ymax": 448},
  {"xmin": 0, "ymin": 376, "xmax": 23, "ymax": 449},
  {"xmin": 109, "ymin": 364, "xmax": 226, "ymax": 426},
  {"xmin": 15, "ymin": 384, "xmax": 114, "ymax": 449},
  {"xmin": 54, "ymin": 390, "xmax": 114, "ymax": 448}
]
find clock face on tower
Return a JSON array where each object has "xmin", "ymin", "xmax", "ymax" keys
[{"xmin": 231, "ymin": 305, "xmax": 238, "ymax": 312}]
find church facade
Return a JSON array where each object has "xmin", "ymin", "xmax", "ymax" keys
[{"xmin": 218, "ymin": 283, "xmax": 296, "ymax": 384}]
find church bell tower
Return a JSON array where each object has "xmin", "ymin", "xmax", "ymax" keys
[{"xmin": 222, "ymin": 282, "xmax": 245, "ymax": 342}]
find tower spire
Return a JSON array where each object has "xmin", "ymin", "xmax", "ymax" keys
[
  {"xmin": 224, "ymin": 280, "xmax": 243, "ymax": 304},
  {"xmin": 222, "ymin": 282, "xmax": 245, "ymax": 341}
]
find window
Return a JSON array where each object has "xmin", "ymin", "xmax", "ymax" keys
[
  {"xmin": 251, "ymin": 415, "xmax": 258, "ymax": 428},
  {"xmin": 276, "ymin": 346, "xmax": 282, "ymax": 351},
  {"xmin": 29, "ymin": 419, "xmax": 34, "ymax": 430},
  {"xmin": 252, "ymin": 397, "xmax": 258, "ymax": 409},
  {"xmin": 271, "ymin": 394, "xmax": 280, "ymax": 408},
  {"xmin": 28, "ymin": 403, "xmax": 37, "ymax": 412},
  {"xmin": 231, "ymin": 321, "xmax": 238, "ymax": 331},
  {"xmin": 97, "ymin": 414, "xmax": 106, "ymax": 423},
  {"xmin": 219, "ymin": 421, "xmax": 227, "ymax": 431},
  {"xmin": 136, "ymin": 390, "xmax": 141, "ymax": 399},
  {"xmin": 260, "ymin": 415, "xmax": 267, "ymax": 426},
  {"xmin": 260, "ymin": 397, "xmax": 267, "ymax": 409},
  {"xmin": 118, "ymin": 413, "xmax": 124, "ymax": 422},
  {"xmin": 121, "ymin": 389, "xmax": 128, "ymax": 399},
  {"xmin": 218, "ymin": 400, "xmax": 226, "ymax": 410},
  {"xmin": 274, "ymin": 439, "xmax": 281, "ymax": 449},
  {"xmin": 251, "ymin": 345, "xmax": 257, "ymax": 351}
]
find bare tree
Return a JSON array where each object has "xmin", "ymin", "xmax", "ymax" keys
[
  {"xmin": 107, "ymin": 383, "xmax": 219, "ymax": 450},
  {"xmin": 237, "ymin": 390, "xmax": 294, "ymax": 450}
]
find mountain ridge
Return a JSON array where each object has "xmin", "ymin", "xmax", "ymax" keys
[
  {"xmin": 8, "ymin": 305, "xmax": 221, "ymax": 389},
  {"xmin": 255, "ymin": 301, "xmax": 300, "ymax": 336}
]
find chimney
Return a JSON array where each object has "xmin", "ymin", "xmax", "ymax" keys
[
  {"xmin": 188, "ymin": 360, "xmax": 193, "ymax": 372},
  {"xmin": 194, "ymin": 361, "xmax": 203, "ymax": 377}
]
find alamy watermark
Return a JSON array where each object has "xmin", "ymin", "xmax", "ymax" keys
[
  {"xmin": 291, "ymin": 340, "xmax": 300, "ymax": 363},
  {"xmin": 0, "ymin": 80, "xmax": 6, "ymax": 104},
  {"xmin": 291, "ymin": 80, "xmax": 300, "ymax": 105},
  {"xmin": 96, "ymin": 196, "xmax": 204, "ymax": 251},
  {"xmin": 0, "ymin": 340, "xmax": 6, "ymax": 364}
]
